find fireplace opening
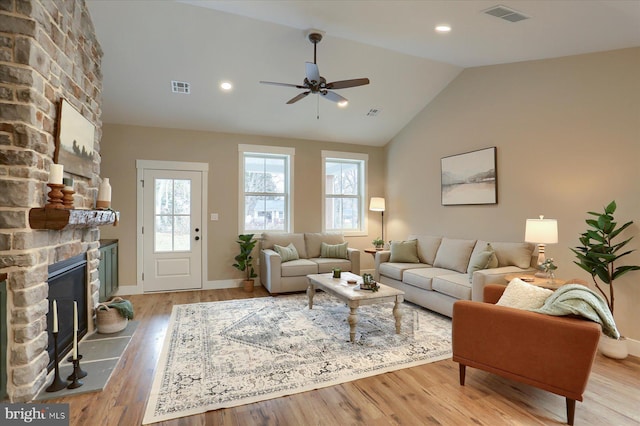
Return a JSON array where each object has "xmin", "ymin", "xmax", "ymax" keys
[{"xmin": 47, "ymin": 253, "xmax": 88, "ymax": 371}]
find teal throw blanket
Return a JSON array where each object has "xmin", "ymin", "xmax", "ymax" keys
[
  {"xmin": 531, "ymin": 284, "xmax": 619, "ymax": 339},
  {"xmin": 107, "ymin": 299, "xmax": 135, "ymax": 320}
]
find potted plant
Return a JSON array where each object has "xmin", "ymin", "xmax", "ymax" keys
[
  {"xmin": 571, "ymin": 200, "xmax": 640, "ymax": 359},
  {"xmin": 233, "ymin": 234, "xmax": 258, "ymax": 292},
  {"xmin": 372, "ymin": 237, "xmax": 384, "ymax": 250}
]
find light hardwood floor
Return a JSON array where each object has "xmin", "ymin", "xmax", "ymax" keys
[{"xmin": 48, "ymin": 288, "xmax": 640, "ymax": 426}]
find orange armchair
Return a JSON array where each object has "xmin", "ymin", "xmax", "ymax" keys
[{"xmin": 452, "ymin": 284, "xmax": 601, "ymax": 425}]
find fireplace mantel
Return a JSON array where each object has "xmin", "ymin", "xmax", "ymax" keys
[{"xmin": 29, "ymin": 209, "xmax": 119, "ymax": 230}]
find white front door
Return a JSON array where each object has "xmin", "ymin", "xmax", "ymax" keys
[{"xmin": 142, "ymin": 169, "xmax": 203, "ymax": 292}]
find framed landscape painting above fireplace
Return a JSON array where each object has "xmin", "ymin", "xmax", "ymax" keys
[
  {"xmin": 441, "ymin": 147, "xmax": 497, "ymax": 206},
  {"xmin": 54, "ymin": 98, "xmax": 96, "ymax": 178}
]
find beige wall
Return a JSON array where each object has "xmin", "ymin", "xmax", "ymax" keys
[
  {"xmin": 386, "ymin": 47, "xmax": 640, "ymax": 339},
  {"xmin": 99, "ymin": 125, "xmax": 386, "ymax": 286}
]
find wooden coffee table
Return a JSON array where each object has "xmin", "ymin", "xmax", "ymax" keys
[{"xmin": 306, "ymin": 272, "xmax": 405, "ymax": 343}]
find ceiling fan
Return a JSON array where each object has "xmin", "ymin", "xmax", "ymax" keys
[{"xmin": 260, "ymin": 31, "xmax": 370, "ymax": 106}]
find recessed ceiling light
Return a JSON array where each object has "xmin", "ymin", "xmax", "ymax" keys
[
  {"xmin": 337, "ymin": 100, "xmax": 348, "ymax": 108},
  {"xmin": 435, "ymin": 25, "xmax": 451, "ymax": 33},
  {"xmin": 220, "ymin": 81, "xmax": 233, "ymax": 91}
]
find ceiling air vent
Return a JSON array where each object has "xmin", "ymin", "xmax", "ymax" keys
[
  {"xmin": 483, "ymin": 5, "xmax": 529, "ymax": 22},
  {"xmin": 366, "ymin": 108, "xmax": 381, "ymax": 117},
  {"xmin": 171, "ymin": 80, "xmax": 191, "ymax": 94}
]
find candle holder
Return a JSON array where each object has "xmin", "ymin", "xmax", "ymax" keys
[
  {"xmin": 45, "ymin": 183, "xmax": 65, "ymax": 209},
  {"xmin": 61, "ymin": 187, "xmax": 75, "ymax": 209},
  {"xmin": 45, "ymin": 332, "xmax": 68, "ymax": 392},
  {"xmin": 66, "ymin": 355, "xmax": 86, "ymax": 389}
]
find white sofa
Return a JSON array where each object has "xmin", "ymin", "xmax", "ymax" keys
[
  {"xmin": 375, "ymin": 235, "xmax": 537, "ymax": 317},
  {"xmin": 260, "ymin": 232, "xmax": 361, "ymax": 294}
]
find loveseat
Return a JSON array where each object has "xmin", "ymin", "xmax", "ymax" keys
[
  {"xmin": 374, "ymin": 235, "xmax": 537, "ymax": 317},
  {"xmin": 453, "ymin": 284, "xmax": 601, "ymax": 425},
  {"xmin": 260, "ymin": 232, "xmax": 360, "ymax": 294}
]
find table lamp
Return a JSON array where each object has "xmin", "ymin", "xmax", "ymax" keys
[
  {"xmin": 525, "ymin": 215, "xmax": 558, "ymax": 277},
  {"xmin": 369, "ymin": 197, "xmax": 386, "ymax": 242}
]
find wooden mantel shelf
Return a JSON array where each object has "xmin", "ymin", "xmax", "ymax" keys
[{"xmin": 29, "ymin": 208, "xmax": 119, "ymax": 230}]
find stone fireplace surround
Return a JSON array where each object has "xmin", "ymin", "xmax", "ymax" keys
[{"xmin": 0, "ymin": 0, "xmax": 103, "ymax": 402}]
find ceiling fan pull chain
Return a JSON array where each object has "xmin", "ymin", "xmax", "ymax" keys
[{"xmin": 317, "ymin": 94, "xmax": 320, "ymax": 120}]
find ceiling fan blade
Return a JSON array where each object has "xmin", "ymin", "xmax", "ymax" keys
[
  {"xmin": 325, "ymin": 78, "xmax": 370, "ymax": 90},
  {"xmin": 321, "ymin": 91, "xmax": 348, "ymax": 104},
  {"xmin": 260, "ymin": 81, "xmax": 307, "ymax": 89},
  {"xmin": 286, "ymin": 91, "xmax": 311, "ymax": 104},
  {"xmin": 305, "ymin": 62, "xmax": 320, "ymax": 83}
]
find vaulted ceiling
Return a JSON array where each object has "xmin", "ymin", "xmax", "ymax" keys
[{"xmin": 87, "ymin": 1, "xmax": 640, "ymax": 146}]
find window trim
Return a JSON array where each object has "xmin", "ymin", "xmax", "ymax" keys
[
  {"xmin": 321, "ymin": 150, "xmax": 368, "ymax": 236},
  {"xmin": 238, "ymin": 144, "xmax": 295, "ymax": 235}
]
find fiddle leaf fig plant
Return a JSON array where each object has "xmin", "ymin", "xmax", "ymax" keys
[
  {"xmin": 233, "ymin": 234, "xmax": 258, "ymax": 280},
  {"xmin": 571, "ymin": 201, "xmax": 640, "ymax": 315}
]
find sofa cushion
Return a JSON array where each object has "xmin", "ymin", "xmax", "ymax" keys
[
  {"xmin": 433, "ymin": 238, "xmax": 476, "ymax": 273},
  {"xmin": 305, "ymin": 233, "xmax": 345, "ymax": 258},
  {"xmin": 402, "ymin": 267, "xmax": 451, "ymax": 291},
  {"xmin": 472, "ymin": 240, "xmax": 534, "ymax": 269},
  {"xmin": 389, "ymin": 240, "xmax": 420, "ymax": 263},
  {"xmin": 408, "ymin": 235, "xmax": 442, "ymax": 265},
  {"xmin": 311, "ymin": 258, "xmax": 352, "ymax": 273},
  {"xmin": 467, "ymin": 243, "xmax": 498, "ymax": 280},
  {"xmin": 432, "ymin": 274, "xmax": 473, "ymax": 300},
  {"xmin": 496, "ymin": 278, "xmax": 553, "ymax": 310},
  {"xmin": 320, "ymin": 242, "xmax": 349, "ymax": 259},
  {"xmin": 262, "ymin": 233, "xmax": 308, "ymax": 259},
  {"xmin": 280, "ymin": 259, "xmax": 318, "ymax": 277},
  {"xmin": 379, "ymin": 262, "xmax": 429, "ymax": 281},
  {"xmin": 274, "ymin": 243, "xmax": 300, "ymax": 262}
]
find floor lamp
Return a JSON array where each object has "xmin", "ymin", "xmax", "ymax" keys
[
  {"xmin": 369, "ymin": 197, "xmax": 386, "ymax": 242},
  {"xmin": 525, "ymin": 215, "xmax": 558, "ymax": 277}
]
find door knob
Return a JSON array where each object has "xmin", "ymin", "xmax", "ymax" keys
[
  {"xmin": 195, "ymin": 236, "xmax": 200, "ymax": 241},
  {"xmin": 195, "ymin": 228, "xmax": 200, "ymax": 232}
]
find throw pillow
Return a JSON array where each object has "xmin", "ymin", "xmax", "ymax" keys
[
  {"xmin": 467, "ymin": 243, "xmax": 499, "ymax": 281},
  {"xmin": 320, "ymin": 242, "xmax": 349, "ymax": 259},
  {"xmin": 273, "ymin": 243, "xmax": 300, "ymax": 262},
  {"xmin": 496, "ymin": 278, "xmax": 553, "ymax": 310},
  {"xmin": 389, "ymin": 240, "xmax": 420, "ymax": 263}
]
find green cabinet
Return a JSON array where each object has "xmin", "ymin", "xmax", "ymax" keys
[{"xmin": 98, "ymin": 240, "xmax": 119, "ymax": 302}]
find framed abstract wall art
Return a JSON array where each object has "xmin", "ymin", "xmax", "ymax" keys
[
  {"xmin": 54, "ymin": 98, "xmax": 96, "ymax": 178},
  {"xmin": 441, "ymin": 147, "xmax": 497, "ymax": 205}
]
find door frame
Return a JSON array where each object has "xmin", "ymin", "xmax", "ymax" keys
[{"xmin": 136, "ymin": 160, "xmax": 208, "ymax": 290}]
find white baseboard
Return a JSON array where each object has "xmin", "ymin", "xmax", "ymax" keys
[
  {"xmin": 626, "ymin": 337, "xmax": 640, "ymax": 357},
  {"xmin": 203, "ymin": 279, "xmax": 253, "ymax": 290},
  {"xmin": 115, "ymin": 280, "xmax": 259, "ymax": 296}
]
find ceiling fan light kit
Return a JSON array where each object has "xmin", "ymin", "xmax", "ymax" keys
[{"xmin": 260, "ymin": 30, "xmax": 370, "ymax": 109}]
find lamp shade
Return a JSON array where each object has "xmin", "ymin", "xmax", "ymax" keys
[
  {"xmin": 525, "ymin": 216, "xmax": 558, "ymax": 244},
  {"xmin": 369, "ymin": 197, "xmax": 385, "ymax": 211}
]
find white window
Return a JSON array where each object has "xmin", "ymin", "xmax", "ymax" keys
[
  {"xmin": 239, "ymin": 145, "xmax": 294, "ymax": 234},
  {"xmin": 322, "ymin": 151, "xmax": 367, "ymax": 235}
]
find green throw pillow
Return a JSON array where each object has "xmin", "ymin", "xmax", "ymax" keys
[
  {"xmin": 320, "ymin": 242, "xmax": 349, "ymax": 259},
  {"xmin": 467, "ymin": 243, "xmax": 498, "ymax": 281},
  {"xmin": 389, "ymin": 240, "xmax": 420, "ymax": 263},
  {"xmin": 273, "ymin": 243, "xmax": 299, "ymax": 262}
]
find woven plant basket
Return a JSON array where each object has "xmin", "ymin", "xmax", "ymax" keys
[{"xmin": 96, "ymin": 296, "xmax": 128, "ymax": 334}]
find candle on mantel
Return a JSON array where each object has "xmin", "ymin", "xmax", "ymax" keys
[
  {"xmin": 49, "ymin": 164, "xmax": 63, "ymax": 185},
  {"xmin": 73, "ymin": 301, "xmax": 78, "ymax": 360},
  {"xmin": 52, "ymin": 300, "xmax": 58, "ymax": 333}
]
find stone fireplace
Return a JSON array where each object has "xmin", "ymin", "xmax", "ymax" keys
[{"xmin": 0, "ymin": 0, "xmax": 103, "ymax": 402}]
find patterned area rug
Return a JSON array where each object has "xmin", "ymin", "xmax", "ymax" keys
[{"xmin": 143, "ymin": 292, "xmax": 452, "ymax": 424}]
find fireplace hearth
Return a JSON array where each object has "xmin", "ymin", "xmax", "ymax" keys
[{"xmin": 47, "ymin": 254, "xmax": 88, "ymax": 371}]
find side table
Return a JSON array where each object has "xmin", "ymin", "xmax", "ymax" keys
[
  {"xmin": 504, "ymin": 273, "xmax": 566, "ymax": 290},
  {"xmin": 364, "ymin": 248, "xmax": 383, "ymax": 258}
]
